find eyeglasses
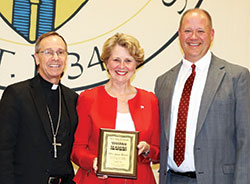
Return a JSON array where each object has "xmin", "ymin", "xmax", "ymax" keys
[{"xmin": 38, "ymin": 49, "xmax": 67, "ymax": 58}]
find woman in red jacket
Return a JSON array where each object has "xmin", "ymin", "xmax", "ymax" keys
[{"xmin": 71, "ymin": 33, "xmax": 160, "ymax": 184}]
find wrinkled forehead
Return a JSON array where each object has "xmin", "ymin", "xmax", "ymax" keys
[{"xmin": 39, "ymin": 36, "xmax": 67, "ymax": 50}]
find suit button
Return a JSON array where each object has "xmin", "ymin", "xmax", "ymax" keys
[
  {"xmin": 164, "ymin": 170, "xmax": 167, "ymax": 175},
  {"xmin": 45, "ymin": 169, "xmax": 50, "ymax": 174},
  {"xmin": 166, "ymin": 146, "xmax": 168, "ymax": 151}
]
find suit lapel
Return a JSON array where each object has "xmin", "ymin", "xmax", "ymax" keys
[
  {"xmin": 163, "ymin": 63, "xmax": 182, "ymax": 141},
  {"xmin": 196, "ymin": 55, "xmax": 226, "ymax": 136},
  {"xmin": 30, "ymin": 76, "xmax": 53, "ymax": 143}
]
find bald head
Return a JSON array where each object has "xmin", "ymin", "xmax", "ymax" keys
[{"xmin": 179, "ymin": 8, "xmax": 213, "ymax": 30}]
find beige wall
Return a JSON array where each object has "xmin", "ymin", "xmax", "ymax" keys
[{"xmin": 0, "ymin": 0, "xmax": 249, "ymax": 97}]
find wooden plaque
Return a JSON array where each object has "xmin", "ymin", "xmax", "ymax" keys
[{"xmin": 97, "ymin": 128, "xmax": 139, "ymax": 179}]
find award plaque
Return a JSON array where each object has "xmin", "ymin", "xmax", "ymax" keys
[{"xmin": 97, "ymin": 128, "xmax": 139, "ymax": 179}]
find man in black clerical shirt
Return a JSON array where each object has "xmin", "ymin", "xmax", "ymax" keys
[{"xmin": 0, "ymin": 32, "xmax": 78, "ymax": 184}]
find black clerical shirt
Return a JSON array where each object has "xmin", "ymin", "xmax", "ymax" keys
[{"xmin": 39, "ymin": 74, "xmax": 72, "ymax": 176}]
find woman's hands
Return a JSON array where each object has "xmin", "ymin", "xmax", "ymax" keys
[
  {"xmin": 137, "ymin": 141, "xmax": 150, "ymax": 156},
  {"xmin": 93, "ymin": 157, "xmax": 108, "ymax": 179}
]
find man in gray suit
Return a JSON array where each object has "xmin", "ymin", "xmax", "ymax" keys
[{"xmin": 155, "ymin": 8, "xmax": 250, "ymax": 184}]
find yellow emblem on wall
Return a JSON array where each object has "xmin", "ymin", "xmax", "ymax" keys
[{"xmin": 0, "ymin": 0, "xmax": 88, "ymax": 43}]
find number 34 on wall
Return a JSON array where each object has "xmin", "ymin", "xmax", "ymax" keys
[{"xmin": 0, "ymin": 46, "xmax": 106, "ymax": 92}]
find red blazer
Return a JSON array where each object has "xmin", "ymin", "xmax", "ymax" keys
[{"xmin": 71, "ymin": 85, "xmax": 160, "ymax": 184}]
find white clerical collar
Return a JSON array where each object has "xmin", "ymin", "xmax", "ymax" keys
[{"xmin": 51, "ymin": 84, "xmax": 59, "ymax": 90}]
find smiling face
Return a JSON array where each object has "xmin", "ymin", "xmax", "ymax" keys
[
  {"xmin": 178, "ymin": 9, "xmax": 214, "ymax": 63},
  {"xmin": 106, "ymin": 45, "xmax": 137, "ymax": 84},
  {"xmin": 34, "ymin": 35, "xmax": 67, "ymax": 84}
]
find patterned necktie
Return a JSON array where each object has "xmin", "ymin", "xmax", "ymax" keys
[{"xmin": 174, "ymin": 64, "xmax": 196, "ymax": 167}]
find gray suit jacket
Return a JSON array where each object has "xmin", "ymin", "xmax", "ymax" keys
[{"xmin": 155, "ymin": 54, "xmax": 250, "ymax": 184}]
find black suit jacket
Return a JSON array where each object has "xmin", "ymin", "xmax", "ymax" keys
[{"xmin": 0, "ymin": 75, "xmax": 78, "ymax": 184}]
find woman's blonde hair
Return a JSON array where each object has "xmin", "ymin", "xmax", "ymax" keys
[{"xmin": 101, "ymin": 33, "xmax": 144, "ymax": 65}]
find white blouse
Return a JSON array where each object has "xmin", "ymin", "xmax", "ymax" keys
[{"xmin": 115, "ymin": 112, "xmax": 135, "ymax": 131}]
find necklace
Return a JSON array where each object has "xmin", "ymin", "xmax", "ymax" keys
[{"xmin": 46, "ymin": 85, "xmax": 62, "ymax": 158}]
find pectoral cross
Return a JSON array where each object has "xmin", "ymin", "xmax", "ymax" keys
[{"xmin": 52, "ymin": 136, "xmax": 62, "ymax": 158}]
